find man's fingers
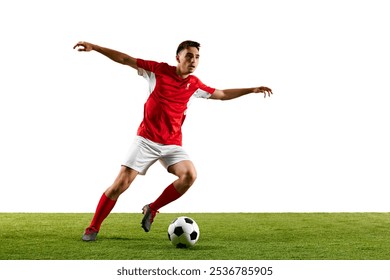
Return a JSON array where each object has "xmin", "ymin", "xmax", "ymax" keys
[
  {"xmin": 73, "ymin": 42, "xmax": 87, "ymax": 51},
  {"xmin": 263, "ymin": 89, "xmax": 273, "ymax": 98}
]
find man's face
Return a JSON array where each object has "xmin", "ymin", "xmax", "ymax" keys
[{"xmin": 176, "ymin": 46, "xmax": 200, "ymax": 74}]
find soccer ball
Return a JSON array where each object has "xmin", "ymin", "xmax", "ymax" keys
[{"xmin": 167, "ymin": 216, "xmax": 200, "ymax": 248}]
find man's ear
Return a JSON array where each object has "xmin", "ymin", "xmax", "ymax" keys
[{"xmin": 176, "ymin": 55, "xmax": 180, "ymax": 63}]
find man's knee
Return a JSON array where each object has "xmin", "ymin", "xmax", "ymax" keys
[{"xmin": 183, "ymin": 168, "xmax": 197, "ymax": 186}]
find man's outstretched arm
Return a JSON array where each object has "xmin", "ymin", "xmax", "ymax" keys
[
  {"xmin": 210, "ymin": 86, "xmax": 273, "ymax": 100},
  {"xmin": 73, "ymin": 41, "xmax": 138, "ymax": 69}
]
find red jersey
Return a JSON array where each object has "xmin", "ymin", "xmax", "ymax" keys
[{"xmin": 136, "ymin": 59, "xmax": 215, "ymax": 146}]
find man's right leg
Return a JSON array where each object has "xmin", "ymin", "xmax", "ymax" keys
[{"xmin": 82, "ymin": 166, "xmax": 138, "ymax": 241}]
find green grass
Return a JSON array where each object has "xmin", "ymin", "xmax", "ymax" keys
[{"xmin": 0, "ymin": 213, "xmax": 389, "ymax": 260}]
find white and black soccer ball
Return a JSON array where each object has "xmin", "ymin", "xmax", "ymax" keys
[{"xmin": 167, "ymin": 216, "xmax": 200, "ymax": 248}]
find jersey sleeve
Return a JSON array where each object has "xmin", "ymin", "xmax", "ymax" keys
[
  {"xmin": 193, "ymin": 78, "xmax": 215, "ymax": 99},
  {"xmin": 136, "ymin": 59, "xmax": 160, "ymax": 73}
]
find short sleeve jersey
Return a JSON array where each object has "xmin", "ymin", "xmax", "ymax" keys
[{"xmin": 136, "ymin": 59, "xmax": 215, "ymax": 146}]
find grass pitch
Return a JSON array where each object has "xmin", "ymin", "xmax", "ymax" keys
[{"xmin": 0, "ymin": 213, "xmax": 389, "ymax": 260}]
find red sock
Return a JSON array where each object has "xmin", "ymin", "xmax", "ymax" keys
[
  {"xmin": 150, "ymin": 183, "xmax": 182, "ymax": 211},
  {"xmin": 88, "ymin": 193, "xmax": 117, "ymax": 232}
]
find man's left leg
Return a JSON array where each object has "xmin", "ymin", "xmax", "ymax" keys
[{"xmin": 141, "ymin": 160, "xmax": 197, "ymax": 232}]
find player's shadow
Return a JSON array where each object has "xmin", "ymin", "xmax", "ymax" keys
[{"xmin": 104, "ymin": 236, "xmax": 134, "ymax": 241}]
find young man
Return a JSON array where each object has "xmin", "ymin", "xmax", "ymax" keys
[{"xmin": 73, "ymin": 40, "xmax": 272, "ymax": 241}]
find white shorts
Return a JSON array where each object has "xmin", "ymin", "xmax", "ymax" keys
[{"xmin": 122, "ymin": 136, "xmax": 190, "ymax": 175}]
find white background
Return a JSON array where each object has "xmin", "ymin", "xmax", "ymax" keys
[{"xmin": 0, "ymin": 0, "xmax": 389, "ymax": 213}]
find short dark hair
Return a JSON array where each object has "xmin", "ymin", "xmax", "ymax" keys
[{"xmin": 176, "ymin": 40, "xmax": 201, "ymax": 55}]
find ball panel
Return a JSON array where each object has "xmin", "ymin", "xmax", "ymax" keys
[
  {"xmin": 180, "ymin": 222, "xmax": 193, "ymax": 234},
  {"xmin": 173, "ymin": 226, "xmax": 184, "ymax": 236},
  {"xmin": 190, "ymin": 231, "xmax": 198, "ymax": 241},
  {"xmin": 167, "ymin": 223, "xmax": 176, "ymax": 235}
]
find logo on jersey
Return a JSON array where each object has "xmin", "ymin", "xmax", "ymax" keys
[{"xmin": 186, "ymin": 83, "xmax": 191, "ymax": 90}]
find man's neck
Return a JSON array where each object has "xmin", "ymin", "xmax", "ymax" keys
[{"xmin": 176, "ymin": 67, "xmax": 190, "ymax": 79}]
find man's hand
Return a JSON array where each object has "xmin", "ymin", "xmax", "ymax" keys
[
  {"xmin": 73, "ymin": 41, "xmax": 94, "ymax": 52},
  {"xmin": 253, "ymin": 86, "xmax": 273, "ymax": 98}
]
